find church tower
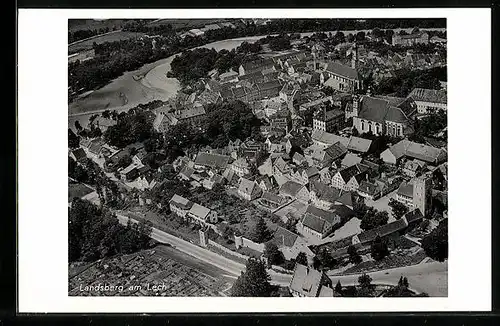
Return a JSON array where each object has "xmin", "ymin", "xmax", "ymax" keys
[{"xmin": 413, "ymin": 175, "xmax": 432, "ymax": 217}]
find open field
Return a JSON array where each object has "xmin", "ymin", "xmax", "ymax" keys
[
  {"xmin": 147, "ymin": 19, "xmax": 226, "ymax": 30},
  {"xmin": 69, "ymin": 19, "xmax": 130, "ymax": 33},
  {"xmin": 68, "ymin": 182, "xmax": 94, "ymax": 202},
  {"xmin": 69, "ymin": 30, "xmax": 146, "ymax": 53}
]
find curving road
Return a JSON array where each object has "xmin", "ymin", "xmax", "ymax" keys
[
  {"xmin": 115, "ymin": 213, "xmax": 292, "ymax": 286},
  {"xmin": 328, "ymin": 261, "xmax": 448, "ymax": 297}
]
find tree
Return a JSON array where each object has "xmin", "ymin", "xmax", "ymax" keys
[
  {"xmin": 264, "ymin": 241, "xmax": 285, "ymax": 266},
  {"xmin": 421, "ymin": 218, "xmax": 448, "ymax": 262},
  {"xmin": 68, "ymin": 128, "xmax": 80, "ymax": 149},
  {"xmin": 360, "ymin": 209, "xmax": 389, "ymax": 231},
  {"xmin": 285, "ymin": 218, "xmax": 298, "ymax": 234},
  {"xmin": 295, "ymin": 252, "xmax": 308, "ymax": 266},
  {"xmin": 75, "ymin": 121, "xmax": 82, "ymax": 132},
  {"xmin": 313, "ymin": 248, "xmax": 337, "ymax": 270},
  {"xmin": 252, "ymin": 217, "xmax": 272, "ymax": 243},
  {"xmin": 371, "ymin": 235, "xmax": 390, "ymax": 261},
  {"xmin": 388, "ymin": 198, "xmax": 409, "ymax": 220},
  {"xmin": 230, "ymin": 258, "xmax": 273, "ymax": 297},
  {"xmin": 358, "ymin": 273, "xmax": 372, "ymax": 289},
  {"xmin": 334, "ymin": 280, "xmax": 343, "ymax": 294},
  {"xmin": 347, "ymin": 245, "xmax": 362, "ymax": 265}
]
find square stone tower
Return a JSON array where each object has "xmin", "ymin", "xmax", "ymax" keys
[{"xmin": 413, "ymin": 175, "xmax": 432, "ymax": 216}]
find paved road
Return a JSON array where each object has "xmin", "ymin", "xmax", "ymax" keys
[
  {"xmin": 328, "ymin": 261, "xmax": 448, "ymax": 297},
  {"xmin": 115, "ymin": 213, "xmax": 292, "ymax": 286}
]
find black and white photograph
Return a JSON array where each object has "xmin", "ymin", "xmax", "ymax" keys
[{"xmin": 67, "ymin": 17, "xmax": 449, "ymax": 298}]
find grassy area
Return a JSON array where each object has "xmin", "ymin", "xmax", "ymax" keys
[
  {"xmin": 69, "ymin": 31, "xmax": 146, "ymax": 53},
  {"xmin": 147, "ymin": 19, "xmax": 225, "ymax": 31},
  {"xmin": 125, "ymin": 208, "xmax": 201, "ymax": 244},
  {"xmin": 342, "ymin": 249, "xmax": 428, "ymax": 275},
  {"xmin": 69, "ymin": 19, "xmax": 130, "ymax": 33},
  {"xmin": 68, "ymin": 182, "xmax": 94, "ymax": 201}
]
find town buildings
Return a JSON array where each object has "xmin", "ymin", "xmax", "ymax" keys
[
  {"xmin": 392, "ymin": 31, "xmax": 429, "ymax": 46},
  {"xmin": 407, "ymin": 88, "xmax": 447, "ymax": 114}
]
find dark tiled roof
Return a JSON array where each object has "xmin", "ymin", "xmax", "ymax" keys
[
  {"xmin": 403, "ymin": 209, "xmax": 424, "ymax": 224},
  {"xmin": 306, "ymin": 205, "xmax": 339, "ymax": 226},
  {"xmin": 289, "ymin": 264, "xmax": 324, "ymax": 297},
  {"xmin": 194, "ymin": 152, "xmax": 231, "ymax": 169},
  {"xmin": 310, "ymin": 180, "xmax": 341, "ymax": 203},
  {"xmin": 273, "ymin": 226, "xmax": 299, "ymax": 248},
  {"xmin": 358, "ymin": 96, "xmax": 416, "ymax": 124},
  {"xmin": 358, "ymin": 181, "xmax": 380, "ymax": 196},
  {"xmin": 338, "ymin": 164, "xmax": 362, "ymax": 182},
  {"xmin": 280, "ymin": 181, "xmax": 305, "ymax": 197},
  {"xmin": 325, "ymin": 61, "xmax": 359, "ymax": 80},
  {"xmin": 357, "ymin": 218, "xmax": 408, "ymax": 244},
  {"xmin": 71, "ymin": 148, "xmax": 86, "ymax": 161},
  {"xmin": 302, "ymin": 213, "xmax": 326, "ymax": 233},
  {"xmin": 325, "ymin": 142, "xmax": 348, "ymax": 160},
  {"xmin": 397, "ymin": 182, "xmax": 414, "ymax": 198}
]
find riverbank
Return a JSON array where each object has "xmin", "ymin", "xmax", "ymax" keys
[{"xmin": 68, "ymin": 26, "xmax": 445, "ymax": 125}]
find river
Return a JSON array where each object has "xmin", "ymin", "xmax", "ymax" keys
[{"xmin": 68, "ymin": 27, "xmax": 445, "ymax": 130}]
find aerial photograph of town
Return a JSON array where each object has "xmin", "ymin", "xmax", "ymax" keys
[{"xmin": 68, "ymin": 18, "xmax": 448, "ymax": 298}]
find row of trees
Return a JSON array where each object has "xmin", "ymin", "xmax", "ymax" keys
[
  {"xmin": 69, "ymin": 199, "xmax": 153, "ymax": 262},
  {"xmin": 69, "ymin": 16, "xmax": 445, "ymax": 99},
  {"xmin": 374, "ymin": 66, "xmax": 447, "ymax": 97}
]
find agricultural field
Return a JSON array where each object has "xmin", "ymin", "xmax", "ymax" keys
[
  {"xmin": 68, "ymin": 182, "xmax": 94, "ymax": 202},
  {"xmin": 69, "ymin": 30, "xmax": 146, "ymax": 53},
  {"xmin": 69, "ymin": 245, "xmax": 232, "ymax": 296},
  {"xmin": 146, "ymin": 19, "xmax": 226, "ymax": 31},
  {"xmin": 69, "ymin": 19, "xmax": 131, "ymax": 33}
]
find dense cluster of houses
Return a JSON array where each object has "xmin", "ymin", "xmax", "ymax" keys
[{"xmin": 69, "ymin": 27, "xmax": 448, "ymax": 293}]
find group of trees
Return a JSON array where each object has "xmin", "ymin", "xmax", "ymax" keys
[
  {"xmin": 421, "ymin": 218, "xmax": 448, "ymax": 262},
  {"xmin": 162, "ymin": 100, "xmax": 262, "ymax": 161},
  {"xmin": 313, "ymin": 248, "xmax": 338, "ymax": 270},
  {"xmin": 371, "ymin": 235, "xmax": 390, "ymax": 261},
  {"xmin": 69, "ymin": 16, "xmax": 445, "ymax": 99},
  {"xmin": 374, "ymin": 66, "xmax": 447, "ymax": 97},
  {"xmin": 409, "ymin": 109, "xmax": 447, "ymax": 143},
  {"xmin": 69, "ymin": 198, "xmax": 153, "ymax": 262},
  {"xmin": 68, "ymin": 27, "xmax": 114, "ymax": 44},
  {"xmin": 335, "ymin": 274, "xmax": 428, "ymax": 297},
  {"xmin": 388, "ymin": 198, "xmax": 409, "ymax": 220},
  {"xmin": 103, "ymin": 110, "xmax": 154, "ymax": 148},
  {"xmin": 258, "ymin": 34, "xmax": 292, "ymax": 51},
  {"xmin": 230, "ymin": 258, "xmax": 276, "ymax": 297},
  {"xmin": 355, "ymin": 202, "xmax": 390, "ymax": 232}
]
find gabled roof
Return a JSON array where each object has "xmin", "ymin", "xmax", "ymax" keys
[
  {"xmin": 386, "ymin": 139, "xmax": 446, "ymax": 164},
  {"xmin": 358, "ymin": 96, "xmax": 416, "ymax": 124},
  {"xmin": 238, "ymin": 178, "xmax": 258, "ymax": 196},
  {"xmin": 347, "ymin": 136, "xmax": 372, "ymax": 153},
  {"xmin": 273, "ymin": 226, "xmax": 299, "ymax": 248},
  {"xmin": 188, "ymin": 203, "xmax": 211, "ymax": 220},
  {"xmin": 337, "ymin": 164, "xmax": 363, "ymax": 183},
  {"xmin": 325, "ymin": 142, "xmax": 348, "ymax": 160},
  {"xmin": 280, "ymin": 180, "xmax": 305, "ymax": 197},
  {"xmin": 305, "ymin": 205, "xmax": 339, "ymax": 226},
  {"xmin": 194, "ymin": 152, "xmax": 231, "ymax": 169},
  {"xmin": 301, "ymin": 213, "xmax": 327, "ymax": 233},
  {"xmin": 336, "ymin": 191, "xmax": 355, "ymax": 208},
  {"xmin": 88, "ymin": 139, "xmax": 105, "ymax": 155},
  {"xmin": 358, "ymin": 181, "xmax": 380, "ymax": 196},
  {"xmin": 169, "ymin": 194, "xmax": 193, "ymax": 210},
  {"xmin": 324, "ymin": 61, "xmax": 359, "ymax": 80},
  {"xmin": 397, "ymin": 182, "xmax": 414, "ymax": 198},
  {"xmin": 357, "ymin": 218, "xmax": 409, "ymax": 244},
  {"xmin": 71, "ymin": 148, "xmax": 86, "ymax": 161},
  {"xmin": 403, "ymin": 209, "xmax": 424, "ymax": 224},
  {"xmin": 274, "ymin": 157, "xmax": 290, "ymax": 173},
  {"xmin": 310, "ymin": 180, "xmax": 341, "ymax": 203},
  {"xmin": 289, "ymin": 264, "xmax": 324, "ymax": 297},
  {"xmin": 341, "ymin": 153, "xmax": 362, "ymax": 167},
  {"xmin": 261, "ymin": 191, "xmax": 285, "ymax": 205}
]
